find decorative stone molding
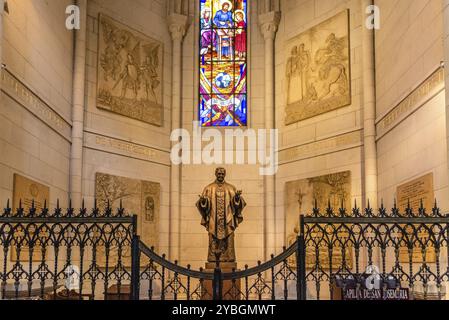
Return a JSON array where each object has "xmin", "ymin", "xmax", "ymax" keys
[
  {"xmin": 1, "ymin": 68, "xmax": 72, "ymax": 142},
  {"xmin": 376, "ymin": 67, "xmax": 444, "ymax": 140},
  {"xmin": 279, "ymin": 130, "xmax": 363, "ymax": 164},
  {"xmin": 84, "ymin": 131, "xmax": 171, "ymax": 167}
]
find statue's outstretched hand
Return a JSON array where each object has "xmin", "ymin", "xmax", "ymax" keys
[
  {"xmin": 235, "ymin": 190, "xmax": 242, "ymax": 201},
  {"xmin": 198, "ymin": 195, "xmax": 208, "ymax": 204}
]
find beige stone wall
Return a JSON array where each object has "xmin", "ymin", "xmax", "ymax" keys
[
  {"xmin": 82, "ymin": 0, "xmax": 172, "ymax": 255},
  {"xmin": 180, "ymin": 165, "xmax": 265, "ymax": 269},
  {"xmin": 375, "ymin": 0, "xmax": 444, "ymax": 118},
  {"xmin": 375, "ymin": 0, "xmax": 449, "ymax": 211},
  {"xmin": 0, "ymin": 0, "xmax": 74, "ymax": 206},
  {"xmin": 377, "ymin": 91, "xmax": 449, "ymax": 211},
  {"xmin": 275, "ymin": 0, "xmax": 364, "ymax": 248}
]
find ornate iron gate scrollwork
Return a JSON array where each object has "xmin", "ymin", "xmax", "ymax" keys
[
  {"xmin": 300, "ymin": 201, "xmax": 449, "ymax": 300},
  {"xmin": 1, "ymin": 200, "xmax": 448, "ymax": 300},
  {"xmin": 136, "ymin": 239, "xmax": 299, "ymax": 300},
  {"xmin": 0, "ymin": 200, "xmax": 136, "ymax": 300}
]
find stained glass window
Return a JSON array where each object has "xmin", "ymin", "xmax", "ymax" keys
[{"xmin": 199, "ymin": 0, "xmax": 247, "ymax": 127}]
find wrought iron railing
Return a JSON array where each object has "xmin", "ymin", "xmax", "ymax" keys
[
  {"xmin": 135, "ymin": 240, "xmax": 298, "ymax": 300},
  {"xmin": 1, "ymin": 199, "xmax": 448, "ymax": 300},
  {"xmin": 0, "ymin": 200, "xmax": 135, "ymax": 300},
  {"xmin": 298, "ymin": 200, "xmax": 449, "ymax": 300}
]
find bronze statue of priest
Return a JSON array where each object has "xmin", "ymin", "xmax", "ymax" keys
[{"xmin": 196, "ymin": 167, "xmax": 246, "ymax": 264}]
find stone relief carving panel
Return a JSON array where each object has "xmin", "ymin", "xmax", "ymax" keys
[
  {"xmin": 97, "ymin": 14, "xmax": 163, "ymax": 126},
  {"xmin": 95, "ymin": 173, "xmax": 160, "ymax": 266},
  {"xmin": 285, "ymin": 10, "xmax": 351, "ymax": 125},
  {"xmin": 285, "ymin": 171, "xmax": 352, "ymax": 269}
]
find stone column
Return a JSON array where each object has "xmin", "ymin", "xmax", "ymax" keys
[
  {"xmin": 443, "ymin": 0, "xmax": 449, "ymax": 189},
  {"xmin": 0, "ymin": 0, "xmax": 5, "ymax": 160},
  {"xmin": 168, "ymin": 12, "xmax": 188, "ymax": 262},
  {"xmin": 0, "ymin": 0, "xmax": 5, "ymax": 77},
  {"xmin": 69, "ymin": 0, "xmax": 88, "ymax": 209},
  {"xmin": 259, "ymin": 10, "xmax": 280, "ymax": 259},
  {"xmin": 361, "ymin": 0, "xmax": 378, "ymax": 209}
]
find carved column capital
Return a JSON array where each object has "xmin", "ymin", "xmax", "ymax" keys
[
  {"xmin": 0, "ymin": 0, "xmax": 6, "ymax": 15},
  {"xmin": 259, "ymin": 11, "xmax": 281, "ymax": 41},
  {"xmin": 168, "ymin": 13, "xmax": 189, "ymax": 42}
]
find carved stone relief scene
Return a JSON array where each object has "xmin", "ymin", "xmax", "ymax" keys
[
  {"xmin": 97, "ymin": 14, "xmax": 163, "ymax": 126},
  {"xmin": 285, "ymin": 171, "xmax": 352, "ymax": 269},
  {"xmin": 95, "ymin": 172, "xmax": 160, "ymax": 265},
  {"xmin": 285, "ymin": 10, "xmax": 351, "ymax": 125}
]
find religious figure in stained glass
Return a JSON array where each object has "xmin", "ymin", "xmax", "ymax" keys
[
  {"xmin": 234, "ymin": 10, "xmax": 247, "ymax": 59},
  {"xmin": 200, "ymin": 0, "xmax": 247, "ymax": 127},
  {"xmin": 213, "ymin": 2, "xmax": 234, "ymax": 27},
  {"xmin": 200, "ymin": 7, "xmax": 216, "ymax": 56}
]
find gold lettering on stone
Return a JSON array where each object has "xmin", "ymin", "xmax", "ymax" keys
[
  {"xmin": 95, "ymin": 136, "xmax": 157, "ymax": 159},
  {"xmin": 280, "ymin": 130, "xmax": 362, "ymax": 163},
  {"xmin": 397, "ymin": 173, "xmax": 434, "ymax": 212},
  {"xmin": 1, "ymin": 69, "xmax": 70, "ymax": 140}
]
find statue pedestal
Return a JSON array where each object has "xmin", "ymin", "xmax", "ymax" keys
[{"xmin": 202, "ymin": 262, "xmax": 241, "ymax": 300}]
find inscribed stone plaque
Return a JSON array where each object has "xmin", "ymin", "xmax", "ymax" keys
[
  {"xmin": 397, "ymin": 173, "xmax": 436, "ymax": 263},
  {"xmin": 97, "ymin": 14, "xmax": 163, "ymax": 126},
  {"xmin": 397, "ymin": 173, "xmax": 434, "ymax": 212},
  {"xmin": 285, "ymin": 10, "xmax": 351, "ymax": 125},
  {"xmin": 95, "ymin": 173, "xmax": 160, "ymax": 266},
  {"xmin": 12, "ymin": 174, "xmax": 50, "ymax": 262},
  {"xmin": 285, "ymin": 171, "xmax": 352, "ymax": 269}
]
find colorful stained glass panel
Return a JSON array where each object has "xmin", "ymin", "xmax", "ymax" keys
[{"xmin": 234, "ymin": 63, "xmax": 246, "ymax": 94}]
